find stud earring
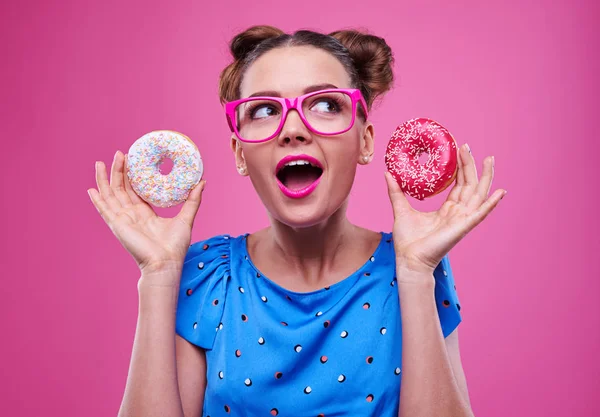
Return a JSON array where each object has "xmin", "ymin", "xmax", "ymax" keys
[
  {"xmin": 237, "ymin": 166, "xmax": 247, "ymax": 174},
  {"xmin": 363, "ymin": 156, "xmax": 369, "ymax": 162}
]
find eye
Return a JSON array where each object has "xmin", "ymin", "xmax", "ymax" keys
[
  {"xmin": 310, "ymin": 99, "xmax": 340, "ymax": 113},
  {"xmin": 249, "ymin": 104, "xmax": 279, "ymax": 119}
]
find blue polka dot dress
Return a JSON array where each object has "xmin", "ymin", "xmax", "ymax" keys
[{"xmin": 175, "ymin": 232, "xmax": 462, "ymax": 416}]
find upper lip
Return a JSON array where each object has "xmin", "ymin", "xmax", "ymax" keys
[{"xmin": 275, "ymin": 154, "xmax": 324, "ymax": 175}]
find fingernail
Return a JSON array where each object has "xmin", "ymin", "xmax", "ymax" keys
[
  {"xmin": 95, "ymin": 161, "xmax": 99, "ymax": 170},
  {"xmin": 465, "ymin": 143, "xmax": 471, "ymax": 153},
  {"xmin": 492, "ymin": 156, "xmax": 495, "ymax": 167},
  {"xmin": 501, "ymin": 190, "xmax": 507, "ymax": 199}
]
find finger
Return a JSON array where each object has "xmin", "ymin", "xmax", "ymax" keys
[
  {"xmin": 109, "ymin": 151, "xmax": 133, "ymax": 208},
  {"xmin": 470, "ymin": 156, "xmax": 494, "ymax": 210},
  {"xmin": 459, "ymin": 144, "xmax": 478, "ymax": 204},
  {"xmin": 464, "ymin": 144, "xmax": 479, "ymax": 182},
  {"xmin": 176, "ymin": 179, "xmax": 206, "ymax": 228},
  {"xmin": 384, "ymin": 171, "xmax": 412, "ymax": 217},
  {"xmin": 469, "ymin": 189, "xmax": 506, "ymax": 227},
  {"xmin": 447, "ymin": 148, "xmax": 465, "ymax": 203},
  {"xmin": 96, "ymin": 160, "xmax": 123, "ymax": 212},
  {"xmin": 87, "ymin": 187, "xmax": 116, "ymax": 225},
  {"xmin": 456, "ymin": 145, "xmax": 466, "ymax": 186}
]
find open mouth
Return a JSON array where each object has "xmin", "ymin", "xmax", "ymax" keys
[{"xmin": 275, "ymin": 155, "xmax": 324, "ymax": 198}]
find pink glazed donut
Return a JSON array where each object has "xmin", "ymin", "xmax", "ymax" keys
[
  {"xmin": 385, "ymin": 118, "xmax": 458, "ymax": 200},
  {"xmin": 126, "ymin": 130, "xmax": 203, "ymax": 208}
]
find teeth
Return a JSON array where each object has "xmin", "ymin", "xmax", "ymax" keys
[{"xmin": 285, "ymin": 160, "xmax": 312, "ymax": 167}]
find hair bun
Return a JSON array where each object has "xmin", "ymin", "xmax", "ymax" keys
[
  {"xmin": 230, "ymin": 25, "xmax": 286, "ymax": 61},
  {"xmin": 329, "ymin": 30, "xmax": 394, "ymax": 108}
]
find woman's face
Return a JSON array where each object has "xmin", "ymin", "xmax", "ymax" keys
[{"xmin": 232, "ymin": 45, "xmax": 374, "ymax": 228}]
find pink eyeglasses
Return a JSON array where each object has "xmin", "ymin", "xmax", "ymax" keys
[{"xmin": 225, "ymin": 88, "xmax": 369, "ymax": 143}]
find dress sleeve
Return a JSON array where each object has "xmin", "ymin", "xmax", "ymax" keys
[
  {"xmin": 434, "ymin": 253, "xmax": 463, "ymax": 338},
  {"xmin": 175, "ymin": 235, "xmax": 231, "ymax": 350}
]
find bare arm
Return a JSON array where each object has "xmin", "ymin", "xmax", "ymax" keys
[
  {"xmin": 445, "ymin": 328, "xmax": 472, "ymax": 408},
  {"xmin": 176, "ymin": 335, "xmax": 207, "ymax": 417},
  {"xmin": 397, "ymin": 274, "xmax": 474, "ymax": 417},
  {"xmin": 117, "ymin": 273, "xmax": 206, "ymax": 417}
]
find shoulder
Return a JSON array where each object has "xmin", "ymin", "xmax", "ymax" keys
[
  {"xmin": 186, "ymin": 234, "xmax": 233, "ymax": 262},
  {"xmin": 176, "ymin": 233, "xmax": 246, "ymax": 349},
  {"xmin": 183, "ymin": 233, "xmax": 250, "ymax": 268}
]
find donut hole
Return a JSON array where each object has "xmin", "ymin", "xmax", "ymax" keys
[
  {"xmin": 417, "ymin": 152, "xmax": 429, "ymax": 165},
  {"xmin": 159, "ymin": 157, "xmax": 174, "ymax": 175}
]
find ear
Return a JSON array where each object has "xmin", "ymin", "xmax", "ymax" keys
[
  {"xmin": 231, "ymin": 135, "xmax": 249, "ymax": 176},
  {"xmin": 358, "ymin": 121, "xmax": 375, "ymax": 165}
]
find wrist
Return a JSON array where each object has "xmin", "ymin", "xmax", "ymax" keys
[
  {"xmin": 140, "ymin": 259, "xmax": 183, "ymax": 276},
  {"xmin": 138, "ymin": 268, "xmax": 182, "ymax": 290},
  {"xmin": 396, "ymin": 264, "xmax": 436, "ymax": 287},
  {"xmin": 395, "ymin": 256, "xmax": 436, "ymax": 275}
]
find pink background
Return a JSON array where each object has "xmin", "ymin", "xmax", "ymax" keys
[{"xmin": 1, "ymin": 0, "xmax": 598, "ymax": 415}]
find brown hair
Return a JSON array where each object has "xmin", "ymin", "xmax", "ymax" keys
[{"xmin": 218, "ymin": 25, "xmax": 395, "ymax": 115}]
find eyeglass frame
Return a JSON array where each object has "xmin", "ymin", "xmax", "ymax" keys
[{"xmin": 224, "ymin": 88, "xmax": 369, "ymax": 143}]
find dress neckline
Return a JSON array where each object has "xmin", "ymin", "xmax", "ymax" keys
[{"xmin": 238, "ymin": 231, "xmax": 388, "ymax": 297}]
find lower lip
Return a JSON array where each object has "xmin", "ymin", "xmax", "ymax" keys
[{"xmin": 276, "ymin": 176, "xmax": 322, "ymax": 199}]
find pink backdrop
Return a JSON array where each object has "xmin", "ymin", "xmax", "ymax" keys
[{"xmin": 1, "ymin": 0, "xmax": 598, "ymax": 415}]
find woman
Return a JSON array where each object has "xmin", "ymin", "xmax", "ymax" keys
[{"xmin": 88, "ymin": 25, "xmax": 505, "ymax": 417}]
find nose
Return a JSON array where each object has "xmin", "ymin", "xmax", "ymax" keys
[{"xmin": 276, "ymin": 108, "xmax": 312, "ymax": 146}]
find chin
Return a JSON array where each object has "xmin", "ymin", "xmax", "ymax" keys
[{"xmin": 269, "ymin": 191, "xmax": 349, "ymax": 230}]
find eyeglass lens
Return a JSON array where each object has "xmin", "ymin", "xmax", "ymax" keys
[{"xmin": 234, "ymin": 91, "xmax": 354, "ymax": 142}]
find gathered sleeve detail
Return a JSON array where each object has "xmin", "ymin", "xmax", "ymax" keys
[
  {"xmin": 433, "ymin": 254, "xmax": 463, "ymax": 338},
  {"xmin": 175, "ymin": 235, "xmax": 232, "ymax": 350}
]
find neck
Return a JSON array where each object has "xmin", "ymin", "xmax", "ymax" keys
[
  {"xmin": 248, "ymin": 201, "xmax": 380, "ymax": 291},
  {"xmin": 267, "ymin": 204, "xmax": 357, "ymax": 261}
]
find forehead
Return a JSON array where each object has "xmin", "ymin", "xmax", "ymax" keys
[{"xmin": 239, "ymin": 45, "xmax": 352, "ymax": 98}]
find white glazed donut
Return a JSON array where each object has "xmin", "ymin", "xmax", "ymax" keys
[{"xmin": 126, "ymin": 130, "xmax": 203, "ymax": 208}]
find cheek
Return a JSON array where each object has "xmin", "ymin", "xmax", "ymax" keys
[
  {"xmin": 325, "ymin": 135, "xmax": 361, "ymax": 173},
  {"xmin": 243, "ymin": 147, "xmax": 270, "ymax": 173},
  {"xmin": 242, "ymin": 148, "xmax": 276, "ymax": 192}
]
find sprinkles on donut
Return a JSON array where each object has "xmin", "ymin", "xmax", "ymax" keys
[
  {"xmin": 385, "ymin": 117, "xmax": 459, "ymax": 200},
  {"xmin": 126, "ymin": 130, "xmax": 203, "ymax": 208}
]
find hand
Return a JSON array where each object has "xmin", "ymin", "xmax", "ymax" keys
[
  {"xmin": 385, "ymin": 143, "xmax": 506, "ymax": 279},
  {"xmin": 87, "ymin": 150, "xmax": 206, "ymax": 279}
]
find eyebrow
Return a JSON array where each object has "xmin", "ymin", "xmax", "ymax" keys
[{"xmin": 247, "ymin": 83, "xmax": 339, "ymax": 98}]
